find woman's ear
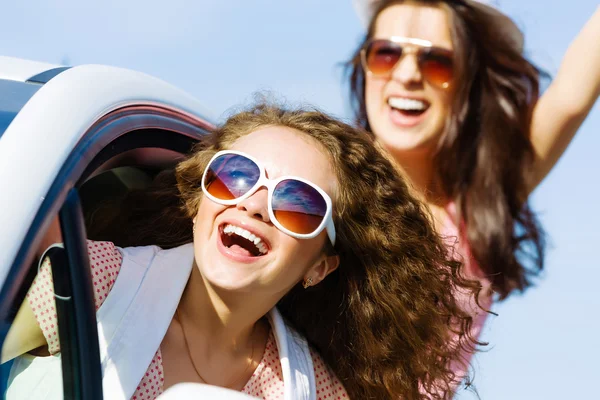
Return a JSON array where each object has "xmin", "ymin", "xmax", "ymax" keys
[{"xmin": 303, "ymin": 254, "xmax": 340, "ymax": 288}]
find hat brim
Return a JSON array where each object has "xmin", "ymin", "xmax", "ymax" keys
[{"xmin": 352, "ymin": 0, "xmax": 524, "ymax": 51}]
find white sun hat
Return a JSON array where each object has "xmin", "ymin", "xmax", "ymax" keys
[{"xmin": 352, "ymin": 0, "xmax": 524, "ymax": 51}]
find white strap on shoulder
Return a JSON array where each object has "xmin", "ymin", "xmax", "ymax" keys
[
  {"xmin": 268, "ymin": 308, "xmax": 316, "ymax": 400},
  {"xmin": 37, "ymin": 243, "xmax": 70, "ymax": 301},
  {"xmin": 100, "ymin": 243, "xmax": 195, "ymax": 400}
]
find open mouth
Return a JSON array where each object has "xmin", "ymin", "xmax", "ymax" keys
[
  {"xmin": 219, "ymin": 223, "xmax": 269, "ymax": 257},
  {"xmin": 387, "ymin": 97, "xmax": 430, "ymax": 117}
]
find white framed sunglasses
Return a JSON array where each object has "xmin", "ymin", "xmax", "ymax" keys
[{"xmin": 201, "ymin": 150, "xmax": 336, "ymax": 245}]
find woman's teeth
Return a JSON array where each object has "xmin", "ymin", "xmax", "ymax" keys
[
  {"xmin": 388, "ymin": 97, "xmax": 428, "ymax": 111},
  {"xmin": 223, "ymin": 224, "xmax": 268, "ymax": 255}
]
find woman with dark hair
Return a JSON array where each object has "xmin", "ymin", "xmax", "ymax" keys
[
  {"xmin": 347, "ymin": 0, "xmax": 600, "ymax": 379},
  {"xmin": 4, "ymin": 103, "xmax": 480, "ymax": 399}
]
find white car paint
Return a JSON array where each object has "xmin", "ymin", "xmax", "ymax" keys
[
  {"xmin": 157, "ymin": 383, "xmax": 257, "ymax": 399},
  {"xmin": 0, "ymin": 56, "xmax": 61, "ymax": 82}
]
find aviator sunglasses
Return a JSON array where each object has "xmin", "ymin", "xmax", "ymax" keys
[
  {"xmin": 202, "ymin": 150, "xmax": 336, "ymax": 245},
  {"xmin": 361, "ymin": 37, "xmax": 454, "ymax": 89}
]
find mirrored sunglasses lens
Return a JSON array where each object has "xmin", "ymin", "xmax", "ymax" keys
[
  {"xmin": 272, "ymin": 179, "xmax": 327, "ymax": 235},
  {"xmin": 204, "ymin": 154, "xmax": 260, "ymax": 200}
]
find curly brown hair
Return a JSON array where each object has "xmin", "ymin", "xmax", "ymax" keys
[
  {"xmin": 88, "ymin": 103, "xmax": 481, "ymax": 399},
  {"xmin": 346, "ymin": 0, "xmax": 547, "ymax": 299}
]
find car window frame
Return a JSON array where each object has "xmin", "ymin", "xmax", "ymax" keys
[{"xmin": 0, "ymin": 105, "xmax": 211, "ymax": 399}]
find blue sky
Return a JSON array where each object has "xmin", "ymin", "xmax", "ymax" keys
[{"xmin": 1, "ymin": 1, "xmax": 598, "ymax": 398}]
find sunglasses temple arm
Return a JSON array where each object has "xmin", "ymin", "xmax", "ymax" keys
[{"xmin": 326, "ymin": 220, "xmax": 336, "ymax": 246}]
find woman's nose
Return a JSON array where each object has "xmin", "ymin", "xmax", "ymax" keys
[
  {"xmin": 235, "ymin": 188, "xmax": 270, "ymax": 222},
  {"xmin": 391, "ymin": 53, "xmax": 423, "ymax": 86}
]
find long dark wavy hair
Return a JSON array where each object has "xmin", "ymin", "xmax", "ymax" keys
[
  {"xmin": 88, "ymin": 103, "xmax": 482, "ymax": 399},
  {"xmin": 346, "ymin": 0, "xmax": 547, "ymax": 299}
]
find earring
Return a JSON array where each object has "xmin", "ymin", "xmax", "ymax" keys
[
  {"xmin": 193, "ymin": 224, "xmax": 196, "ymax": 233},
  {"xmin": 302, "ymin": 277, "xmax": 313, "ymax": 289}
]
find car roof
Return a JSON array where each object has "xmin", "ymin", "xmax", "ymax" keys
[{"xmin": 0, "ymin": 56, "xmax": 63, "ymax": 82}]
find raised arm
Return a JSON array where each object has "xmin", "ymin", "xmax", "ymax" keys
[{"xmin": 530, "ymin": 6, "xmax": 600, "ymax": 190}]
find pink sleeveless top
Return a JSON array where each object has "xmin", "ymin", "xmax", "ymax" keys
[
  {"xmin": 441, "ymin": 203, "xmax": 493, "ymax": 379},
  {"xmin": 26, "ymin": 241, "xmax": 348, "ymax": 400}
]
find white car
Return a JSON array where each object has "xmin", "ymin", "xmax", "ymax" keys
[{"xmin": 0, "ymin": 56, "xmax": 254, "ymax": 399}]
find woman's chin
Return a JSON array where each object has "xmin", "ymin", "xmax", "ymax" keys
[
  {"xmin": 200, "ymin": 263, "xmax": 257, "ymax": 293},
  {"xmin": 379, "ymin": 134, "xmax": 431, "ymax": 156},
  {"xmin": 374, "ymin": 123, "xmax": 442, "ymax": 157}
]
